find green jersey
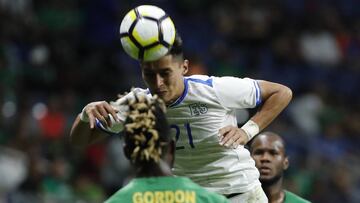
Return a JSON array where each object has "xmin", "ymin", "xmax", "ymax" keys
[
  {"xmin": 284, "ymin": 190, "xmax": 311, "ymax": 203},
  {"xmin": 105, "ymin": 176, "xmax": 229, "ymax": 203}
]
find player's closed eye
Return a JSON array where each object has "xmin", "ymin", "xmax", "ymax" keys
[
  {"xmin": 253, "ymin": 150, "xmax": 265, "ymax": 155},
  {"xmin": 160, "ymin": 71, "xmax": 171, "ymax": 77},
  {"xmin": 144, "ymin": 72, "xmax": 155, "ymax": 77}
]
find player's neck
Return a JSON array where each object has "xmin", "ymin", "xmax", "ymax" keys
[
  {"xmin": 136, "ymin": 160, "xmax": 172, "ymax": 178},
  {"xmin": 262, "ymin": 178, "xmax": 285, "ymax": 203},
  {"xmin": 166, "ymin": 78, "xmax": 185, "ymax": 106}
]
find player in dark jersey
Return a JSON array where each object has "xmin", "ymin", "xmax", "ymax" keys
[{"xmin": 249, "ymin": 132, "xmax": 311, "ymax": 203}]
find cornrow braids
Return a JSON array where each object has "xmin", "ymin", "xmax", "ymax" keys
[{"xmin": 124, "ymin": 93, "xmax": 169, "ymax": 165}]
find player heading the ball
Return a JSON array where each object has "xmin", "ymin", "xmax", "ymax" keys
[{"xmin": 120, "ymin": 5, "xmax": 176, "ymax": 62}]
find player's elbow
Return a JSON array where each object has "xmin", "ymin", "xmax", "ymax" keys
[
  {"xmin": 69, "ymin": 132, "xmax": 88, "ymax": 149},
  {"xmin": 280, "ymin": 85, "xmax": 293, "ymax": 104},
  {"xmin": 69, "ymin": 125, "xmax": 92, "ymax": 149}
]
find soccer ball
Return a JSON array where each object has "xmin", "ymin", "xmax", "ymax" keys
[{"xmin": 119, "ymin": 5, "xmax": 176, "ymax": 62}]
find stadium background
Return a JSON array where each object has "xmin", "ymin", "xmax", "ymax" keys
[{"xmin": 0, "ymin": 0, "xmax": 359, "ymax": 202}]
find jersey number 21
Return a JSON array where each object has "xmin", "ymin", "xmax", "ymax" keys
[{"xmin": 170, "ymin": 123, "xmax": 195, "ymax": 150}]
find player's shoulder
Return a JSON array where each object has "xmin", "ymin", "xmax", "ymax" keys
[
  {"xmin": 104, "ymin": 182, "xmax": 135, "ymax": 203},
  {"xmin": 111, "ymin": 87, "xmax": 151, "ymax": 105},
  {"xmin": 182, "ymin": 178, "xmax": 229, "ymax": 203},
  {"xmin": 131, "ymin": 87, "xmax": 151, "ymax": 95},
  {"xmin": 186, "ymin": 75, "xmax": 255, "ymax": 85},
  {"xmin": 186, "ymin": 74, "xmax": 210, "ymax": 79},
  {"xmin": 185, "ymin": 75, "xmax": 214, "ymax": 87},
  {"xmin": 284, "ymin": 190, "xmax": 311, "ymax": 203}
]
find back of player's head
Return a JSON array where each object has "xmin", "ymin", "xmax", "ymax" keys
[
  {"xmin": 167, "ymin": 32, "xmax": 184, "ymax": 61},
  {"xmin": 123, "ymin": 93, "xmax": 171, "ymax": 165}
]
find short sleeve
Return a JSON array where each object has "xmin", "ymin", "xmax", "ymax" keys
[{"xmin": 212, "ymin": 76, "xmax": 261, "ymax": 109}]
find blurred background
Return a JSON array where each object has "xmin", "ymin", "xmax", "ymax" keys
[{"xmin": 1, "ymin": 0, "xmax": 360, "ymax": 202}]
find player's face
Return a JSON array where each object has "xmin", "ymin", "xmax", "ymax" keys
[
  {"xmin": 250, "ymin": 135, "xmax": 288, "ymax": 183},
  {"xmin": 141, "ymin": 55, "xmax": 188, "ymax": 105}
]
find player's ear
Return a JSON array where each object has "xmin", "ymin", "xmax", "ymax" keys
[
  {"xmin": 182, "ymin": 59, "xmax": 189, "ymax": 75},
  {"xmin": 283, "ymin": 156, "xmax": 289, "ymax": 170}
]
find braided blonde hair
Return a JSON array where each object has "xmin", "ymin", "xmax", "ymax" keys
[{"xmin": 124, "ymin": 93, "xmax": 168, "ymax": 164}]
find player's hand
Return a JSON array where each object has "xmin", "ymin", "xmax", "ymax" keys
[
  {"xmin": 218, "ymin": 125, "xmax": 249, "ymax": 148},
  {"xmin": 82, "ymin": 101, "xmax": 119, "ymax": 129}
]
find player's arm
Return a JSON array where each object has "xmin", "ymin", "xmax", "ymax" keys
[
  {"xmin": 251, "ymin": 80, "xmax": 292, "ymax": 131},
  {"xmin": 70, "ymin": 101, "xmax": 120, "ymax": 148},
  {"xmin": 219, "ymin": 79, "xmax": 292, "ymax": 148}
]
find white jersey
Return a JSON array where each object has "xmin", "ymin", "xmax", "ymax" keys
[{"xmin": 98, "ymin": 75, "xmax": 262, "ymax": 194}]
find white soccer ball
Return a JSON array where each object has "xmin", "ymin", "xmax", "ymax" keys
[{"xmin": 119, "ymin": 5, "xmax": 176, "ymax": 62}]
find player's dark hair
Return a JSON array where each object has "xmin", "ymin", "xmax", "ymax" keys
[
  {"xmin": 247, "ymin": 131, "xmax": 287, "ymax": 155},
  {"xmin": 124, "ymin": 94, "xmax": 170, "ymax": 165},
  {"xmin": 167, "ymin": 32, "xmax": 184, "ymax": 60}
]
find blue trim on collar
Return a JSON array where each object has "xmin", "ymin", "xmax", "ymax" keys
[
  {"xmin": 169, "ymin": 78, "xmax": 189, "ymax": 107},
  {"xmin": 168, "ymin": 77, "xmax": 213, "ymax": 108}
]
